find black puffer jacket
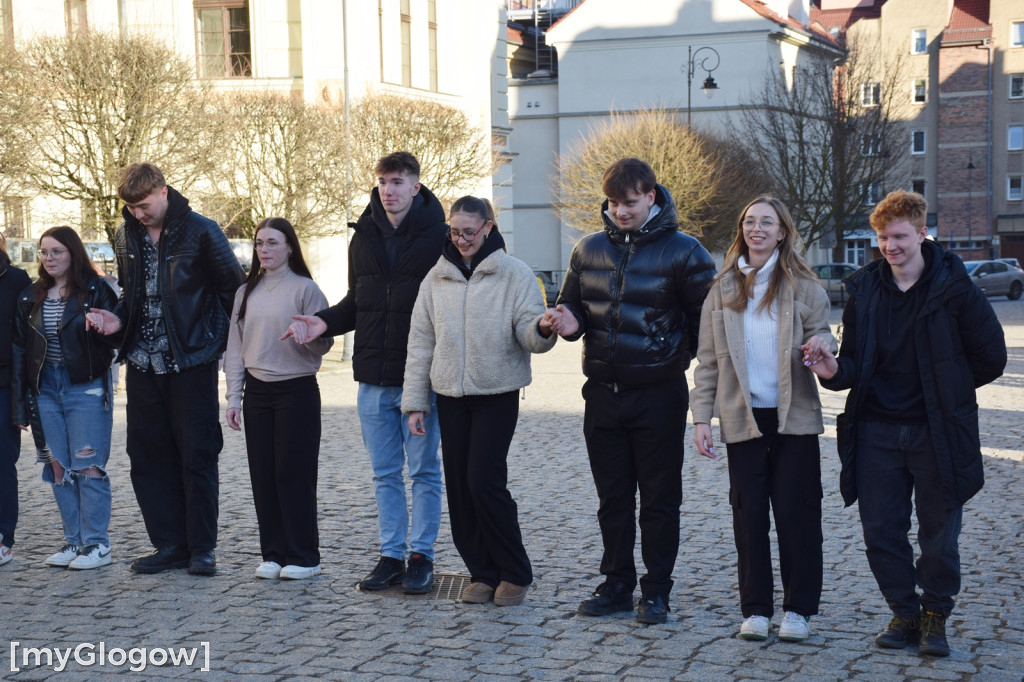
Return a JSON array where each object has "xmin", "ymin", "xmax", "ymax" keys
[
  {"xmin": 821, "ymin": 240, "xmax": 1006, "ymax": 507},
  {"xmin": 113, "ymin": 186, "xmax": 244, "ymax": 369},
  {"xmin": 0, "ymin": 255, "xmax": 31, "ymax": 389},
  {"xmin": 556, "ymin": 185, "xmax": 716, "ymax": 387},
  {"xmin": 11, "ymin": 276, "xmax": 118, "ymax": 425},
  {"xmin": 317, "ymin": 185, "xmax": 447, "ymax": 386}
]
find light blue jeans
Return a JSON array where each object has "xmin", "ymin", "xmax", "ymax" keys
[
  {"xmin": 357, "ymin": 383, "xmax": 442, "ymax": 560},
  {"xmin": 36, "ymin": 364, "xmax": 113, "ymax": 547}
]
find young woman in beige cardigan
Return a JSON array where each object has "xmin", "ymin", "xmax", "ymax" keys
[
  {"xmin": 690, "ymin": 196, "xmax": 837, "ymax": 643},
  {"xmin": 403, "ymin": 196, "xmax": 556, "ymax": 606}
]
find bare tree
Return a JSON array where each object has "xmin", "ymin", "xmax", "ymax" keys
[
  {"xmin": 349, "ymin": 92, "xmax": 494, "ymax": 203},
  {"xmin": 738, "ymin": 37, "xmax": 910, "ymax": 255},
  {"xmin": 198, "ymin": 90, "xmax": 352, "ymax": 239},
  {"xmin": 554, "ymin": 107, "xmax": 722, "ymax": 238},
  {"xmin": 698, "ymin": 130, "xmax": 775, "ymax": 252},
  {"xmin": 18, "ymin": 32, "xmax": 217, "ymax": 240},
  {"xmin": 0, "ymin": 46, "xmax": 38, "ymax": 198}
]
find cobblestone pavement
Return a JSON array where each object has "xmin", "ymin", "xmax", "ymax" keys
[{"xmin": 1, "ymin": 300, "xmax": 1022, "ymax": 680}]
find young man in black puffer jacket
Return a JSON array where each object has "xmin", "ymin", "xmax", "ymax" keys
[{"xmin": 547, "ymin": 158, "xmax": 716, "ymax": 624}]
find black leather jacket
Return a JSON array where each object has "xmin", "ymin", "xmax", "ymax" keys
[
  {"xmin": 0, "ymin": 255, "xmax": 31, "ymax": 389},
  {"xmin": 112, "ymin": 186, "xmax": 244, "ymax": 369},
  {"xmin": 556, "ymin": 185, "xmax": 716, "ymax": 387},
  {"xmin": 11, "ymin": 276, "xmax": 118, "ymax": 426}
]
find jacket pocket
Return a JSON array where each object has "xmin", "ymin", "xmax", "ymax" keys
[{"xmin": 948, "ymin": 403, "xmax": 983, "ymax": 504}]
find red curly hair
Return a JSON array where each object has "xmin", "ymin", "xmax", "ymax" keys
[{"xmin": 869, "ymin": 190, "xmax": 927, "ymax": 232}]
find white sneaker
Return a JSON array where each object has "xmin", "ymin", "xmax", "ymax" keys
[
  {"xmin": 0, "ymin": 543, "xmax": 11, "ymax": 566},
  {"xmin": 69, "ymin": 544, "xmax": 112, "ymax": 570},
  {"xmin": 279, "ymin": 564, "xmax": 321, "ymax": 580},
  {"xmin": 739, "ymin": 615, "xmax": 771, "ymax": 640},
  {"xmin": 778, "ymin": 611, "xmax": 811, "ymax": 642},
  {"xmin": 44, "ymin": 543, "xmax": 81, "ymax": 567},
  {"xmin": 254, "ymin": 561, "xmax": 282, "ymax": 579}
]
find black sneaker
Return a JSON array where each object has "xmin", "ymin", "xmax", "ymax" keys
[
  {"xmin": 402, "ymin": 553, "xmax": 434, "ymax": 595},
  {"xmin": 875, "ymin": 613, "xmax": 921, "ymax": 649},
  {"xmin": 636, "ymin": 594, "xmax": 670, "ymax": 624},
  {"xmin": 919, "ymin": 611, "xmax": 950, "ymax": 657},
  {"xmin": 358, "ymin": 556, "xmax": 405, "ymax": 591},
  {"xmin": 577, "ymin": 581, "xmax": 634, "ymax": 616}
]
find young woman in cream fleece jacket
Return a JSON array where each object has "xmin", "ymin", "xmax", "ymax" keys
[
  {"xmin": 690, "ymin": 196, "xmax": 837, "ymax": 644},
  {"xmin": 403, "ymin": 196, "xmax": 556, "ymax": 607}
]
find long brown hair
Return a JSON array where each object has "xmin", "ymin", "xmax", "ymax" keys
[
  {"xmin": 716, "ymin": 196, "xmax": 816, "ymax": 312},
  {"xmin": 30, "ymin": 226, "xmax": 96, "ymax": 312},
  {"xmin": 237, "ymin": 217, "xmax": 313, "ymax": 321}
]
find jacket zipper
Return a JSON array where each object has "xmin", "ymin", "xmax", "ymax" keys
[{"xmin": 609, "ymin": 233, "xmax": 633, "ymax": 389}]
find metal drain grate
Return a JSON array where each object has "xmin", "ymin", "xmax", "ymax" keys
[{"xmin": 358, "ymin": 572, "xmax": 471, "ymax": 601}]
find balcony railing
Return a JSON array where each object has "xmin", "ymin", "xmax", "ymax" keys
[{"xmin": 506, "ymin": 0, "xmax": 581, "ymax": 12}]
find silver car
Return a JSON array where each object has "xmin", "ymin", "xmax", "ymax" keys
[
  {"xmin": 811, "ymin": 263, "xmax": 859, "ymax": 305},
  {"xmin": 964, "ymin": 260, "xmax": 1024, "ymax": 300}
]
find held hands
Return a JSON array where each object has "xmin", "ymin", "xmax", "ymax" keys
[
  {"xmin": 541, "ymin": 305, "xmax": 579, "ymax": 337},
  {"xmin": 281, "ymin": 315, "xmax": 328, "ymax": 344},
  {"xmin": 799, "ymin": 335, "xmax": 838, "ymax": 380},
  {"xmin": 408, "ymin": 411, "xmax": 426, "ymax": 437},
  {"xmin": 694, "ymin": 423, "xmax": 717, "ymax": 460},
  {"xmin": 226, "ymin": 407, "xmax": 242, "ymax": 431},
  {"xmin": 84, "ymin": 308, "xmax": 121, "ymax": 336}
]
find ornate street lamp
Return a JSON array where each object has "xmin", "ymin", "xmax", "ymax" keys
[{"xmin": 680, "ymin": 45, "xmax": 720, "ymax": 127}]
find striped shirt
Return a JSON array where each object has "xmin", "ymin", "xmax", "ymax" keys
[{"xmin": 43, "ymin": 297, "xmax": 66, "ymax": 364}]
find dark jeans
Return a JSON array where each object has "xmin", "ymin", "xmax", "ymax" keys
[
  {"xmin": 856, "ymin": 420, "xmax": 963, "ymax": 617},
  {"xmin": 436, "ymin": 391, "xmax": 532, "ymax": 588},
  {"xmin": 582, "ymin": 378, "xmax": 687, "ymax": 600},
  {"xmin": 725, "ymin": 408, "xmax": 823, "ymax": 619},
  {"xmin": 243, "ymin": 373, "xmax": 321, "ymax": 567},
  {"xmin": 0, "ymin": 388, "xmax": 20, "ymax": 547},
  {"xmin": 126, "ymin": 362, "xmax": 222, "ymax": 552}
]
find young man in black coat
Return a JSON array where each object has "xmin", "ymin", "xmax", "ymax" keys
[
  {"xmin": 808, "ymin": 190, "xmax": 1006, "ymax": 657},
  {"xmin": 284, "ymin": 152, "xmax": 446, "ymax": 594},
  {"xmin": 546, "ymin": 158, "xmax": 716, "ymax": 624}
]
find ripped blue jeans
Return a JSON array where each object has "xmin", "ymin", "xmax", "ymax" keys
[{"xmin": 36, "ymin": 363, "xmax": 113, "ymax": 548}]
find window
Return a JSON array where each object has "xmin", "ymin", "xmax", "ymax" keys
[
  {"xmin": 913, "ymin": 78, "xmax": 927, "ymax": 103},
  {"xmin": 1012, "ymin": 74, "xmax": 1024, "ymax": 99},
  {"xmin": 1013, "ymin": 21, "xmax": 1024, "ymax": 47},
  {"xmin": 911, "ymin": 29, "xmax": 927, "ymax": 54},
  {"xmin": 845, "ymin": 240, "xmax": 869, "ymax": 266},
  {"xmin": 65, "ymin": 0, "xmax": 87, "ymax": 35},
  {"xmin": 427, "ymin": 0, "xmax": 438, "ymax": 92},
  {"xmin": 1011, "ymin": 125, "xmax": 1024, "ymax": 151},
  {"xmin": 912, "ymin": 178, "xmax": 926, "ymax": 195},
  {"xmin": 911, "ymin": 129, "xmax": 926, "ymax": 155},
  {"xmin": 1010, "ymin": 176, "xmax": 1023, "ymax": 201},
  {"xmin": 861, "ymin": 134, "xmax": 881, "ymax": 157},
  {"xmin": 863, "ymin": 183, "xmax": 881, "ymax": 205},
  {"xmin": 0, "ymin": 0, "xmax": 13, "ymax": 43},
  {"xmin": 194, "ymin": 1, "xmax": 251, "ymax": 78},
  {"xmin": 400, "ymin": 0, "xmax": 411, "ymax": 87},
  {"xmin": 1, "ymin": 197, "xmax": 29, "ymax": 238},
  {"xmin": 861, "ymin": 82, "xmax": 880, "ymax": 107}
]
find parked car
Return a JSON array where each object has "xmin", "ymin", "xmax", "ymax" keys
[
  {"xmin": 534, "ymin": 271, "xmax": 559, "ymax": 307},
  {"xmin": 996, "ymin": 257, "xmax": 1022, "ymax": 271},
  {"xmin": 228, "ymin": 239, "xmax": 254, "ymax": 274},
  {"xmin": 811, "ymin": 262, "xmax": 859, "ymax": 305},
  {"xmin": 964, "ymin": 260, "xmax": 1024, "ymax": 300}
]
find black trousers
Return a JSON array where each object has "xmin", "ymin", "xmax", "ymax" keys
[
  {"xmin": 581, "ymin": 378, "xmax": 687, "ymax": 599},
  {"xmin": 243, "ymin": 373, "xmax": 321, "ymax": 567},
  {"xmin": 725, "ymin": 408, "xmax": 823, "ymax": 619},
  {"xmin": 855, "ymin": 420, "xmax": 963, "ymax": 617},
  {"xmin": 436, "ymin": 391, "xmax": 532, "ymax": 588},
  {"xmin": 126, "ymin": 362, "xmax": 222, "ymax": 552}
]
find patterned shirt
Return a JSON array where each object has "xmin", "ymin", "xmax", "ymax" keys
[
  {"xmin": 43, "ymin": 298, "xmax": 66, "ymax": 364},
  {"xmin": 126, "ymin": 228, "xmax": 178, "ymax": 374}
]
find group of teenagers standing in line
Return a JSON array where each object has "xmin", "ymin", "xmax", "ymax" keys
[{"xmin": 0, "ymin": 152, "xmax": 1006, "ymax": 659}]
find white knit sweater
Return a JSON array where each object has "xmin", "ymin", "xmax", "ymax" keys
[{"xmin": 740, "ymin": 249, "xmax": 780, "ymax": 408}]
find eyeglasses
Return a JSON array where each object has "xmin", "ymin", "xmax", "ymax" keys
[
  {"xmin": 448, "ymin": 227, "xmax": 484, "ymax": 243},
  {"xmin": 254, "ymin": 239, "xmax": 285, "ymax": 250},
  {"xmin": 742, "ymin": 218, "xmax": 777, "ymax": 231},
  {"xmin": 38, "ymin": 248, "xmax": 69, "ymax": 260}
]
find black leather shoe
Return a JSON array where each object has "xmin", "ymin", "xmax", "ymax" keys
[
  {"xmin": 919, "ymin": 611, "xmax": 950, "ymax": 657},
  {"xmin": 402, "ymin": 553, "xmax": 435, "ymax": 594},
  {"xmin": 875, "ymin": 613, "xmax": 921, "ymax": 649},
  {"xmin": 187, "ymin": 550, "xmax": 217, "ymax": 576},
  {"xmin": 358, "ymin": 556, "xmax": 405, "ymax": 591},
  {"xmin": 636, "ymin": 595, "xmax": 670, "ymax": 624},
  {"xmin": 577, "ymin": 581, "xmax": 634, "ymax": 616},
  {"xmin": 130, "ymin": 546, "xmax": 189, "ymax": 574}
]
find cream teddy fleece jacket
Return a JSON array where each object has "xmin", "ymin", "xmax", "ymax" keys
[{"xmin": 401, "ymin": 249, "xmax": 556, "ymax": 413}]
